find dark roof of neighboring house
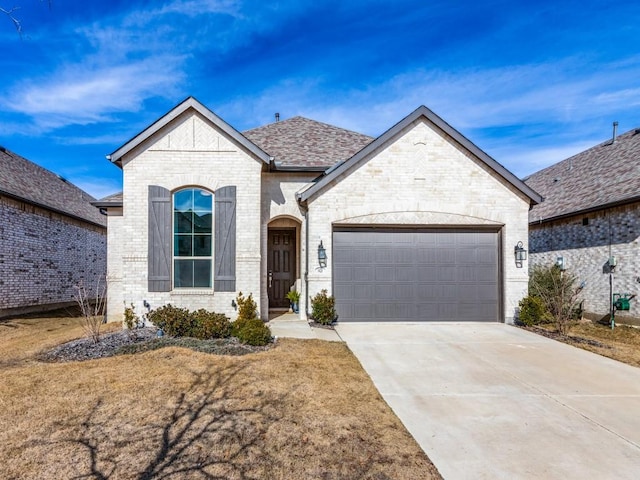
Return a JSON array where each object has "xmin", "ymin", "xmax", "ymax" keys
[
  {"xmin": 525, "ymin": 127, "xmax": 640, "ymax": 223},
  {"xmin": 0, "ymin": 147, "xmax": 106, "ymax": 227},
  {"xmin": 243, "ymin": 116, "xmax": 374, "ymax": 168},
  {"xmin": 298, "ymin": 105, "xmax": 543, "ymax": 205},
  {"xmin": 92, "ymin": 191, "xmax": 123, "ymax": 208}
]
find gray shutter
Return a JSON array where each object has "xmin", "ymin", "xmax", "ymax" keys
[
  {"xmin": 214, "ymin": 186, "xmax": 236, "ymax": 291},
  {"xmin": 148, "ymin": 185, "xmax": 172, "ymax": 292}
]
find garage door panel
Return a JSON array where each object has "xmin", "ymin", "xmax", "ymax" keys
[
  {"xmin": 354, "ymin": 266, "xmax": 374, "ymax": 280},
  {"xmin": 354, "ymin": 284, "xmax": 374, "ymax": 299},
  {"xmin": 455, "ymin": 266, "xmax": 477, "ymax": 282},
  {"xmin": 438, "ymin": 267, "xmax": 456, "ymax": 282},
  {"xmin": 395, "ymin": 247, "xmax": 415, "ymax": 263},
  {"xmin": 456, "ymin": 248, "xmax": 477, "ymax": 263},
  {"xmin": 375, "ymin": 283, "xmax": 395, "ymax": 300},
  {"xmin": 395, "ymin": 266, "xmax": 416, "ymax": 281},
  {"xmin": 478, "ymin": 284, "xmax": 499, "ymax": 301},
  {"xmin": 375, "ymin": 266, "xmax": 395, "ymax": 280},
  {"xmin": 477, "ymin": 247, "xmax": 498, "ymax": 263},
  {"xmin": 333, "ymin": 228, "xmax": 500, "ymax": 322},
  {"xmin": 416, "ymin": 248, "xmax": 437, "ymax": 263}
]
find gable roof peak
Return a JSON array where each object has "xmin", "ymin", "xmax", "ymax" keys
[
  {"xmin": 107, "ymin": 96, "xmax": 271, "ymax": 167},
  {"xmin": 298, "ymin": 105, "xmax": 542, "ymax": 205}
]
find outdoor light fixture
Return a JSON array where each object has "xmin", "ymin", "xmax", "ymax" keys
[
  {"xmin": 318, "ymin": 240, "xmax": 327, "ymax": 268},
  {"xmin": 556, "ymin": 256, "xmax": 566, "ymax": 271},
  {"xmin": 514, "ymin": 241, "xmax": 527, "ymax": 268}
]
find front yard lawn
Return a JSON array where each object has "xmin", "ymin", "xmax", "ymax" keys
[{"xmin": 0, "ymin": 315, "xmax": 441, "ymax": 479}]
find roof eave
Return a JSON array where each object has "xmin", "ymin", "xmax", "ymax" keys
[
  {"xmin": 272, "ymin": 164, "xmax": 329, "ymax": 173},
  {"xmin": 108, "ymin": 97, "xmax": 272, "ymax": 166},
  {"xmin": 530, "ymin": 196, "xmax": 640, "ymax": 225},
  {"xmin": 0, "ymin": 189, "xmax": 106, "ymax": 229},
  {"xmin": 91, "ymin": 200, "xmax": 123, "ymax": 208}
]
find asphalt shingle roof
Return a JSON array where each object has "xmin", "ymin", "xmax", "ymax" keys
[
  {"xmin": 243, "ymin": 116, "xmax": 373, "ymax": 168},
  {"xmin": 525, "ymin": 128, "xmax": 640, "ymax": 223},
  {"xmin": 0, "ymin": 147, "xmax": 106, "ymax": 227}
]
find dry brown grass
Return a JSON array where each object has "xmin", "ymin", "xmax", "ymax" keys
[
  {"xmin": 529, "ymin": 320, "xmax": 640, "ymax": 368},
  {"xmin": 0, "ymin": 315, "xmax": 440, "ymax": 479}
]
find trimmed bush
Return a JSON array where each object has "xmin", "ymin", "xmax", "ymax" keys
[
  {"xmin": 192, "ymin": 309, "xmax": 232, "ymax": 339},
  {"xmin": 234, "ymin": 317, "xmax": 272, "ymax": 346},
  {"xmin": 230, "ymin": 292, "xmax": 270, "ymax": 345},
  {"xmin": 310, "ymin": 289, "xmax": 336, "ymax": 325},
  {"xmin": 518, "ymin": 296, "xmax": 549, "ymax": 326},
  {"xmin": 146, "ymin": 305, "xmax": 232, "ymax": 340},
  {"xmin": 147, "ymin": 304, "xmax": 193, "ymax": 337}
]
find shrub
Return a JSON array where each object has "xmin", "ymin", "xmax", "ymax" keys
[
  {"xmin": 518, "ymin": 296, "xmax": 549, "ymax": 326},
  {"xmin": 310, "ymin": 289, "xmax": 336, "ymax": 325},
  {"xmin": 147, "ymin": 305, "xmax": 233, "ymax": 339},
  {"xmin": 123, "ymin": 302, "xmax": 143, "ymax": 330},
  {"xmin": 529, "ymin": 265, "xmax": 583, "ymax": 335},
  {"xmin": 234, "ymin": 317, "xmax": 272, "ymax": 346},
  {"xmin": 192, "ymin": 309, "xmax": 232, "ymax": 339},
  {"xmin": 236, "ymin": 292, "xmax": 258, "ymax": 321},
  {"xmin": 147, "ymin": 304, "xmax": 193, "ymax": 337}
]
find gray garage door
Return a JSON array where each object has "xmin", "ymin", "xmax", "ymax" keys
[{"xmin": 333, "ymin": 228, "xmax": 500, "ymax": 322}]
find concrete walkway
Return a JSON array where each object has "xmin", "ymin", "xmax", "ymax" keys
[
  {"xmin": 336, "ymin": 322, "xmax": 640, "ymax": 480},
  {"xmin": 267, "ymin": 312, "xmax": 342, "ymax": 342}
]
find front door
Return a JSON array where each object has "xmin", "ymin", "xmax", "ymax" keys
[{"xmin": 267, "ymin": 229, "xmax": 296, "ymax": 309}]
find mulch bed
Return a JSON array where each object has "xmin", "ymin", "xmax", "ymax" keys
[
  {"xmin": 38, "ymin": 328, "xmax": 272, "ymax": 363},
  {"xmin": 522, "ymin": 325, "xmax": 612, "ymax": 349},
  {"xmin": 308, "ymin": 321, "xmax": 337, "ymax": 330}
]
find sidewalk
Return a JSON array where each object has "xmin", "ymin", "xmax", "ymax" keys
[{"xmin": 267, "ymin": 312, "xmax": 342, "ymax": 342}]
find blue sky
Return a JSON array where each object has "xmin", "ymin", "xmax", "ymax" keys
[{"xmin": 2, "ymin": 0, "xmax": 639, "ymax": 199}]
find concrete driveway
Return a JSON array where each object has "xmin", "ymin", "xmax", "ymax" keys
[{"xmin": 335, "ymin": 322, "xmax": 640, "ymax": 479}]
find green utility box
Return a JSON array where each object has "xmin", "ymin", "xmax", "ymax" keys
[{"xmin": 613, "ymin": 293, "xmax": 633, "ymax": 311}]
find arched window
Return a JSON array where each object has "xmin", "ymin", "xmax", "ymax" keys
[{"xmin": 173, "ymin": 188, "xmax": 213, "ymax": 288}]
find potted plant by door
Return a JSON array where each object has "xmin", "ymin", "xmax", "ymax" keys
[{"xmin": 286, "ymin": 290, "xmax": 301, "ymax": 313}]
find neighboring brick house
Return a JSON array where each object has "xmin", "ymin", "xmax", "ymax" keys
[
  {"xmin": 0, "ymin": 147, "xmax": 107, "ymax": 318},
  {"xmin": 97, "ymin": 97, "xmax": 541, "ymax": 324},
  {"xmin": 525, "ymin": 127, "xmax": 640, "ymax": 324}
]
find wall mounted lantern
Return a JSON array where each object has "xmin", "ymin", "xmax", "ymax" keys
[
  {"xmin": 318, "ymin": 240, "xmax": 327, "ymax": 268},
  {"xmin": 514, "ymin": 241, "xmax": 527, "ymax": 268}
]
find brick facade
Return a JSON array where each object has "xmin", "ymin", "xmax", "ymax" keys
[
  {"xmin": 530, "ymin": 202, "xmax": 640, "ymax": 322},
  {"xmin": 0, "ymin": 194, "xmax": 107, "ymax": 317}
]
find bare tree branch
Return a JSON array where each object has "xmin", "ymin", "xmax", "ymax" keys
[
  {"xmin": 1, "ymin": 1, "xmax": 52, "ymax": 36},
  {"xmin": 0, "ymin": 6, "xmax": 22, "ymax": 35}
]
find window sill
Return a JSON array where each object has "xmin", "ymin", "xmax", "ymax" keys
[{"xmin": 171, "ymin": 289, "xmax": 214, "ymax": 296}]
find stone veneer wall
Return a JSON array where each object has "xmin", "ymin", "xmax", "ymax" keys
[
  {"xmin": 110, "ymin": 110, "xmax": 263, "ymax": 322},
  {"xmin": 0, "ymin": 194, "xmax": 107, "ymax": 318},
  {"xmin": 529, "ymin": 202, "xmax": 640, "ymax": 323}
]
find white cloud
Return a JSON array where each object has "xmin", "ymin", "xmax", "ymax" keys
[
  {"xmin": 3, "ymin": 57, "xmax": 185, "ymax": 130},
  {"xmin": 218, "ymin": 56, "xmax": 640, "ymax": 177}
]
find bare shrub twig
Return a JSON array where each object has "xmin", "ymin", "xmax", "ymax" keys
[{"xmin": 73, "ymin": 278, "xmax": 107, "ymax": 344}]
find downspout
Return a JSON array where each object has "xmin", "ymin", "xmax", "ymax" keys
[{"xmin": 303, "ymin": 204, "xmax": 310, "ymax": 319}]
